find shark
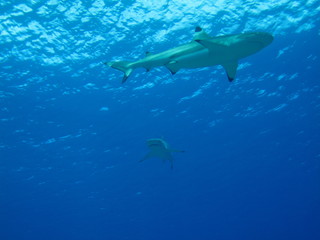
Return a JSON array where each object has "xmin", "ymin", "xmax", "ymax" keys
[
  {"xmin": 106, "ymin": 26, "xmax": 273, "ymax": 83},
  {"xmin": 140, "ymin": 138, "xmax": 184, "ymax": 169}
]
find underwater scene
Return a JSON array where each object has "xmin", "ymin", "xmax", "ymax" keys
[{"xmin": 1, "ymin": 0, "xmax": 320, "ymax": 239}]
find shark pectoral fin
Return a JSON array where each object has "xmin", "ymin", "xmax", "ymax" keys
[
  {"xmin": 139, "ymin": 152, "xmax": 153, "ymax": 162},
  {"xmin": 165, "ymin": 62, "xmax": 180, "ymax": 75},
  {"xmin": 222, "ymin": 61, "xmax": 238, "ymax": 82}
]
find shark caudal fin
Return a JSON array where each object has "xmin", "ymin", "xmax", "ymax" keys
[{"xmin": 105, "ymin": 61, "xmax": 134, "ymax": 83}]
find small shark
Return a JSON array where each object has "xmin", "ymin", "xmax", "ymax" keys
[
  {"xmin": 106, "ymin": 26, "xmax": 273, "ymax": 83},
  {"xmin": 140, "ymin": 138, "xmax": 184, "ymax": 169}
]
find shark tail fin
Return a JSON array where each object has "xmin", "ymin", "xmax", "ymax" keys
[{"xmin": 105, "ymin": 61, "xmax": 134, "ymax": 83}]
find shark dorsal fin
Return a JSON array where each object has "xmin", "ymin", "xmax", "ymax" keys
[{"xmin": 193, "ymin": 26, "xmax": 212, "ymax": 41}]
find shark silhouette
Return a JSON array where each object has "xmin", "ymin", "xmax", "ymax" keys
[
  {"xmin": 140, "ymin": 138, "xmax": 184, "ymax": 169},
  {"xmin": 106, "ymin": 26, "xmax": 273, "ymax": 83}
]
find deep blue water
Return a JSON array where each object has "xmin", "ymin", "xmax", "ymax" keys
[{"xmin": 1, "ymin": 1, "xmax": 320, "ymax": 240}]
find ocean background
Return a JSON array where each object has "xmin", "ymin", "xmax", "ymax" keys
[{"xmin": 1, "ymin": 1, "xmax": 320, "ymax": 240}]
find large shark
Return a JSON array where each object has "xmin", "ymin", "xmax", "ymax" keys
[
  {"xmin": 106, "ymin": 26, "xmax": 273, "ymax": 83},
  {"xmin": 140, "ymin": 138, "xmax": 184, "ymax": 169}
]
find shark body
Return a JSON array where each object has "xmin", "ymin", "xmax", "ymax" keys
[
  {"xmin": 140, "ymin": 138, "xmax": 184, "ymax": 169},
  {"xmin": 106, "ymin": 26, "xmax": 273, "ymax": 83}
]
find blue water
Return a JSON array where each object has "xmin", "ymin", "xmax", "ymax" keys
[{"xmin": 1, "ymin": 1, "xmax": 320, "ymax": 240}]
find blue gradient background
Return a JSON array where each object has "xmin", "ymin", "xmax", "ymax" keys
[{"xmin": 1, "ymin": 1, "xmax": 320, "ymax": 240}]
